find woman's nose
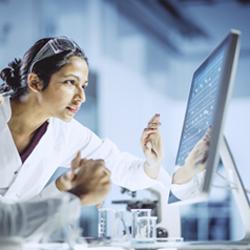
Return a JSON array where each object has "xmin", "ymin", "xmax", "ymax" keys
[{"xmin": 76, "ymin": 86, "xmax": 86, "ymax": 103}]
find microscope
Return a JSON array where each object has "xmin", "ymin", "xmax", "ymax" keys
[{"xmin": 112, "ymin": 181, "xmax": 181, "ymax": 239}]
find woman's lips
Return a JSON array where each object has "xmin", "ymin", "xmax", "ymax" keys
[{"xmin": 67, "ymin": 106, "xmax": 79, "ymax": 113}]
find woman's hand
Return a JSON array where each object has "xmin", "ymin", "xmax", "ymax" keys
[
  {"xmin": 172, "ymin": 128, "xmax": 211, "ymax": 184},
  {"xmin": 141, "ymin": 114, "xmax": 163, "ymax": 179},
  {"xmin": 184, "ymin": 129, "xmax": 211, "ymax": 172},
  {"xmin": 56, "ymin": 152, "xmax": 111, "ymax": 206}
]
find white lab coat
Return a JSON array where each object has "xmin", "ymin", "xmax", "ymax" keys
[{"xmin": 0, "ymin": 97, "xmax": 162, "ymax": 203}]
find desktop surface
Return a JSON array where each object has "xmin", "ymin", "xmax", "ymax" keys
[
  {"xmin": 126, "ymin": 239, "xmax": 250, "ymax": 250},
  {"xmin": 22, "ymin": 241, "xmax": 250, "ymax": 250}
]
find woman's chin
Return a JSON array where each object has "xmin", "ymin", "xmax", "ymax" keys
[
  {"xmin": 57, "ymin": 113, "xmax": 75, "ymax": 122},
  {"xmin": 58, "ymin": 109, "xmax": 77, "ymax": 122},
  {"xmin": 62, "ymin": 116, "xmax": 74, "ymax": 122}
]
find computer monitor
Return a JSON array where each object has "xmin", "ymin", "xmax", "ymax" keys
[{"xmin": 168, "ymin": 30, "xmax": 250, "ymax": 241}]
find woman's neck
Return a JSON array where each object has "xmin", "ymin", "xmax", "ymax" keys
[{"xmin": 8, "ymin": 97, "xmax": 49, "ymax": 137}]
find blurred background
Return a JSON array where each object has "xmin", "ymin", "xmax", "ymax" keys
[{"xmin": 1, "ymin": 0, "xmax": 249, "ymax": 242}]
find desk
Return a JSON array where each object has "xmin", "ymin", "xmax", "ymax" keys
[
  {"xmin": 23, "ymin": 241, "xmax": 250, "ymax": 250},
  {"xmin": 23, "ymin": 245, "xmax": 125, "ymax": 250}
]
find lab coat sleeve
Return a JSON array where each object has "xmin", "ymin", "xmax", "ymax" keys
[
  {"xmin": 170, "ymin": 167, "xmax": 206, "ymax": 200},
  {"xmin": 0, "ymin": 96, "xmax": 11, "ymax": 130},
  {"xmin": 0, "ymin": 193, "xmax": 80, "ymax": 238},
  {"xmin": 36, "ymin": 181, "xmax": 62, "ymax": 200},
  {"xmin": 85, "ymin": 138, "xmax": 158, "ymax": 190},
  {"xmin": 59, "ymin": 119, "xmax": 164, "ymax": 191}
]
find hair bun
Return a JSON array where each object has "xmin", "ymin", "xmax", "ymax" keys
[{"xmin": 0, "ymin": 58, "xmax": 22, "ymax": 92}]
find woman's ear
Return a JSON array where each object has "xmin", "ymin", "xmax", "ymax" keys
[{"xmin": 27, "ymin": 73, "xmax": 44, "ymax": 93}]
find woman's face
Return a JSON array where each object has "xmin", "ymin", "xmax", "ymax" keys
[{"xmin": 38, "ymin": 56, "xmax": 89, "ymax": 122}]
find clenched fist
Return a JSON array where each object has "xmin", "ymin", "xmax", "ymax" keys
[{"xmin": 56, "ymin": 152, "xmax": 111, "ymax": 206}]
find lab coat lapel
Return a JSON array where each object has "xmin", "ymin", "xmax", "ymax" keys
[
  {"xmin": 0, "ymin": 124, "xmax": 22, "ymax": 188},
  {"xmin": 4, "ymin": 120, "xmax": 60, "ymax": 201},
  {"xmin": 0, "ymin": 96, "xmax": 21, "ymax": 189}
]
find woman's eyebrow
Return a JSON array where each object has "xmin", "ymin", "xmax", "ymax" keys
[
  {"xmin": 62, "ymin": 74, "xmax": 88, "ymax": 84},
  {"xmin": 62, "ymin": 74, "xmax": 80, "ymax": 81}
]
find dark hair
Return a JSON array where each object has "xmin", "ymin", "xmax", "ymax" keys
[{"xmin": 0, "ymin": 37, "xmax": 88, "ymax": 98}]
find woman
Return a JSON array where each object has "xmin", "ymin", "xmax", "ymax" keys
[
  {"xmin": 0, "ymin": 36, "xmax": 164, "ymax": 205},
  {"xmin": 0, "ymin": 36, "xmax": 210, "ymax": 205}
]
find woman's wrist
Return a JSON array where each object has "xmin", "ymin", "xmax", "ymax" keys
[
  {"xmin": 143, "ymin": 161, "xmax": 160, "ymax": 179},
  {"xmin": 172, "ymin": 165, "xmax": 195, "ymax": 184}
]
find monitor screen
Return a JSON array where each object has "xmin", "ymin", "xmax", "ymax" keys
[{"xmin": 168, "ymin": 30, "xmax": 241, "ymax": 204}]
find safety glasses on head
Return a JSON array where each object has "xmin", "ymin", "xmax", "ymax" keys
[{"xmin": 29, "ymin": 36, "xmax": 82, "ymax": 73}]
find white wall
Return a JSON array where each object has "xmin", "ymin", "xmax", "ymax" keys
[{"xmin": 0, "ymin": 0, "xmax": 40, "ymax": 68}]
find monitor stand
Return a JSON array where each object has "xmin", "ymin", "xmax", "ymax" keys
[{"xmin": 220, "ymin": 135, "xmax": 250, "ymax": 242}]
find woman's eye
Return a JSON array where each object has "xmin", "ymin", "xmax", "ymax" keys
[{"xmin": 64, "ymin": 80, "xmax": 75, "ymax": 85}]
